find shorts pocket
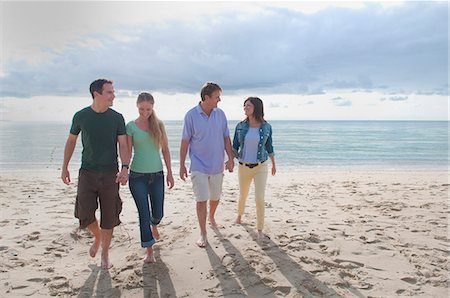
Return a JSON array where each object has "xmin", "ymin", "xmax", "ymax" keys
[{"xmin": 116, "ymin": 195, "xmax": 123, "ymax": 216}]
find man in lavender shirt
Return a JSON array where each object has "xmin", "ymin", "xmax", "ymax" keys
[{"xmin": 180, "ymin": 82, "xmax": 235, "ymax": 248}]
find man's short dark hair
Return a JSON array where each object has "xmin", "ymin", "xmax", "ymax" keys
[
  {"xmin": 200, "ymin": 82, "xmax": 222, "ymax": 101},
  {"xmin": 89, "ymin": 79, "xmax": 113, "ymax": 99}
]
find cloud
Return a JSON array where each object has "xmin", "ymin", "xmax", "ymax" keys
[
  {"xmin": 331, "ymin": 97, "xmax": 352, "ymax": 107},
  {"xmin": 416, "ymin": 87, "xmax": 448, "ymax": 96},
  {"xmin": 297, "ymin": 100, "xmax": 316, "ymax": 106},
  {"xmin": 307, "ymin": 87, "xmax": 326, "ymax": 95},
  {"xmin": 1, "ymin": 1, "xmax": 447, "ymax": 97},
  {"xmin": 380, "ymin": 95, "xmax": 408, "ymax": 101},
  {"xmin": 388, "ymin": 96, "xmax": 408, "ymax": 101},
  {"xmin": 269, "ymin": 102, "xmax": 288, "ymax": 108}
]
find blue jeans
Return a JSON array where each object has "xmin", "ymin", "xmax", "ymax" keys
[{"xmin": 129, "ymin": 171, "xmax": 165, "ymax": 248}]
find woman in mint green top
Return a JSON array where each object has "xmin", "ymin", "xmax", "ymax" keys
[
  {"xmin": 126, "ymin": 92, "xmax": 174, "ymax": 264},
  {"xmin": 127, "ymin": 121, "xmax": 164, "ymax": 173}
]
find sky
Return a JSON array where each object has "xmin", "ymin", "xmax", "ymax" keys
[{"xmin": 0, "ymin": 0, "xmax": 448, "ymax": 121}]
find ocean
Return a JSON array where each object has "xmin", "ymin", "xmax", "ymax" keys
[{"xmin": 0, "ymin": 120, "xmax": 448, "ymax": 171}]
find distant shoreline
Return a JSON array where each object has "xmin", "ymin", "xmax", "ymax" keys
[
  {"xmin": 1, "ymin": 119, "xmax": 449, "ymax": 123},
  {"xmin": 1, "ymin": 121, "xmax": 448, "ymax": 172}
]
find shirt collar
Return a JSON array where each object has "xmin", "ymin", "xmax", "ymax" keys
[{"xmin": 196, "ymin": 102, "xmax": 216, "ymax": 116}]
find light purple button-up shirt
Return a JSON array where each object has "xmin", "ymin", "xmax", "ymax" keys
[{"xmin": 182, "ymin": 103, "xmax": 230, "ymax": 175}]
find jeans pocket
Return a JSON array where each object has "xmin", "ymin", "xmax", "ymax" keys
[{"xmin": 148, "ymin": 171, "xmax": 164, "ymax": 185}]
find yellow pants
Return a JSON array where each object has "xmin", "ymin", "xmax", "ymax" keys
[{"xmin": 237, "ymin": 162, "xmax": 268, "ymax": 230}]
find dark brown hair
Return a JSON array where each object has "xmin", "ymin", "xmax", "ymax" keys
[
  {"xmin": 89, "ymin": 79, "xmax": 113, "ymax": 99},
  {"xmin": 244, "ymin": 97, "xmax": 265, "ymax": 123}
]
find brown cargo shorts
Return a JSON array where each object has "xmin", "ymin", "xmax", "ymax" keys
[{"xmin": 74, "ymin": 168, "xmax": 123, "ymax": 229}]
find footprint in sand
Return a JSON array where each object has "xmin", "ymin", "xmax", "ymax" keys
[
  {"xmin": 41, "ymin": 267, "xmax": 55, "ymax": 273},
  {"xmin": 44, "ymin": 237, "xmax": 70, "ymax": 258},
  {"xmin": 286, "ymin": 240, "xmax": 307, "ymax": 251},
  {"xmin": 275, "ymin": 234, "xmax": 290, "ymax": 247},
  {"xmin": 333, "ymin": 258, "xmax": 365, "ymax": 269},
  {"xmin": 120, "ymin": 269, "xmax": 144, "ymax": 290},
  {"xmin": 26, "ymin": 231, "xmax": 41, "ymax": 241},
  {"xmin": 15, "ymin": 219, "xmax": 29, "ymax": 226},
  {"xmin": 400, "ymin": 276, "xmax": 417, "ymax": 284},
  {"xmin": 338, "ymin": 269, "xmax": 373, "ymax": 290},
  {"xmin": 359, "ymin": 235, "xmax": 380, "ymax": 244},
  {"xmin": 304, "ymin": 233, "xmax": 321, "ymax": 243},
  {"xmin": 434, "ymin": 235, "xmax": 449, "ymax": 242},
  {"xmin": 221, "ymin": 253, "xmax": 237, "ymax": 267},
  {"xmin": 163, "ymin": 224, "xmax": 191, "ymax": 246},
  {"xmin": 27, "ymin": 277, "xmax": 51, "ymax": 284},
  {"xmin": 48, "ymin": 276, "xmax": 72, "ymax": 296}
]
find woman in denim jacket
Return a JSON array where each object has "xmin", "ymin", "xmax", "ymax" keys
[
  {"xmin": 232, "ymin": 97, "xmax": 276, "ymax": 239},
  {"xmin": 126, "ymin": 92, "xmax": 174, "ymax": 263}
]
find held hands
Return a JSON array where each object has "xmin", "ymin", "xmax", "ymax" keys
[
  {"xmin": 225, "ymin": 159, "xmax": 234, "ymax": 173},
  {"xmin": 115, "ymin": 168, "xmax": 129, "ymax": 185}
]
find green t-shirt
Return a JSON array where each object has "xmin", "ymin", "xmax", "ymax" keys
[
  {"xmin": 70, "ymin": 106, "xmax": 126, "ymax": 171},
  {"xmin": 126, "ymin": 121, "xmax": 163, "ymax": 173}
]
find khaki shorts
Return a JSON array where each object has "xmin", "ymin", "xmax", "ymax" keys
[
  {"xmin": 75, "ymin": 168, "xmax": 122, "ymax": 229},
  {"xmin": 191, "ymin": 171, "xmax": 224, "ymax": 202}
]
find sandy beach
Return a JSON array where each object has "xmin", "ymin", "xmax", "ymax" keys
[{"xmin": 0, "ymin": 169, "xmax": 448, "ymax": 297}]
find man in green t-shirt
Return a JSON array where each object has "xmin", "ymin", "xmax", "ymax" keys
[{"xmin": 61, "ymin": 78, "xmax": 130, "ymax": 270}]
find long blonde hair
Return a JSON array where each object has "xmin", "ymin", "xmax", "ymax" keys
[{"xmin": 136, "ymin": 92, "xmax": 167, "ymax": 149}]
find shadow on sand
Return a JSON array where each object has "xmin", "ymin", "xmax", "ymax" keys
[
  {"xmin": 142, "ymin": 246, "xmax": 177, "ymax": 298},
  {"xmin": 208, "ymin": 227, "xmax": 279, "ymax": 297},
  {"xmin": 78, "ymin": 264, "xmax": 121, "ymax": 298},
  {"xmin": 242, "ymin": 224, "xmax": 365, "ymax": 298}
]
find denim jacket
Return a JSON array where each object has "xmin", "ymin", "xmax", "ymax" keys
[{"xmin": 232, "ymin": 120, "xmax": 274, "ymax": 162}]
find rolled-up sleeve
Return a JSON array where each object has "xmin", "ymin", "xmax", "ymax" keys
[{"xmin": 265, "ymin": 125, "xmax": 274, "ymax": 156}]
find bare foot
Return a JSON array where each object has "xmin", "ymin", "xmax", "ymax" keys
[
  {"xmin": 89, "ymin": 239, "xmax": 100, "ymax": 258},
  {"xmin": 257, "ymin": 230, "xmax": 270, "ymax": 241},
  {"xmin": 235, "ymin": 215, "xmax": 242, "ymax": 225},
  {"xmin": 101, "ymin": 258, "xmax": 113, "ymax": 270},
  {"xmin": 144, "ymin": 253, "xmax": 156, "ymax": 263},
  {"xmin": 209, "ymin": 217, "xmax": 218, "ymax": 228},
  {"xmin": 196, "ymin": 235, "xmax": 208, "ymax": 248},
  {"xmin": 144, "ymin": 247, "xmax": 156, "ymax": 263},
  {"xmin": 151, "ymin": 225, "xmax": 160, "ymax": 240}
]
